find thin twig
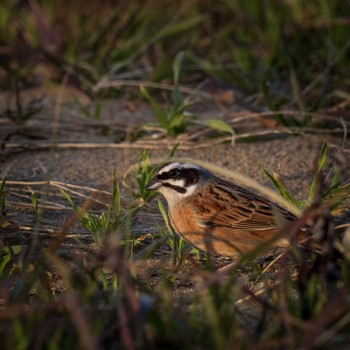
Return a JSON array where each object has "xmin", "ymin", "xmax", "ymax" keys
[
  {"xmin": 6, "ymin": 200, "xmax": 71, "ymax": 211},
  {"xmin": 3, "ymin": 126, "xmax": 347, "ymax": 152},
  {"xmin": 7, "ymin": 180, "xmax": 111, "ymax": 195}
]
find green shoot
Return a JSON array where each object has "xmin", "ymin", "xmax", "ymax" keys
[
  {"xmin": 61, "ymin": 188, "xmax": 105, "ymax": 246},
  {"xmin": 141, "ymin": 52, "xmax": 196, "ymax": 137},
  {"xmin": 264, "ymin": 141, "xmax": 350, "ymax": 213},
  {"xmin": 263, "ymin": 166, "xmax": 303, "ymax": 209},
  {"xmin": 172, "ymin": 51, "xmax": 185, "ymax": 109},
  {"xmin": 194, "ymin": 118, "xmax": 233, "ymax": 135},
  {"xmin": 134, "ymin": 150, "xmax": 157, "ymax": 203},
  {"xmin": 108, "ymin": 171, "xmax": 121, "ymax": 230},
  {"xmin": 60, "ymin": 173, "xmax": 122, "ymax": 247},
  {"xmin": 0, "ymin": 245, "xmax": 22, "ymax": 275},
  {"xmin": 30, "ymin": 191, "xmax": 39, "ymax": 218},
  {"xmin": 308, "ymin": 140, "xmax": 327, "ymax": 201}
]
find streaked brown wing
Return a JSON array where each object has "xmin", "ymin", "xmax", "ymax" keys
[{"xmin": 187, "ymin": 178, "xmax": 295, "ymax": 232}]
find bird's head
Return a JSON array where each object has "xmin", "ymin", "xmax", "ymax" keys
[{"xmin": 145, "ymin": 162, "xmax": 212, "ymax": 206}]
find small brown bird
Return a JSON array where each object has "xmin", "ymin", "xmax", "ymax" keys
[{"xmin": 145, "ymin": 162, "xmax": 305, "ymax": 257}]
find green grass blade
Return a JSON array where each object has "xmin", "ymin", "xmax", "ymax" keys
[
  {"xmin": 290, "ymin": 66, "xmax": 306, "ymax": 114},
  {"xmin": 140, "ymin": 85, "xmax": 167, "ymax": 128},
  {"xmin": 31, "ymin": 191, "xmax": 39, "ymax": 215},
  {"xmin": 263, "ymin": 166, "xmax": 300, "ymax": 209},
  {"xmin": 111, "ymin": 173, "xmax": 121, "ymax": 219},
  {"xmin": 155, "ymin": 15, "xmax": 207, "ymax": 41},
  {"xmin": 317, "ymin": 141, "xmax": 327, "ymax": 172},
  {"xmin": 158, "ymin": 198, "xmax": 173, "ymax": 234},
  {"xmin": 168, "ymin": 143, "xmax": 179, "ymax": 157},
  {"xmin": 60, "ymin": 189, "xmax": 79, "ymax": 213},
  {"xmin": 195, "ymin": 118, "xmax": 233, "ymax": 134},
  {"xmin": 172, "ymin": 51, "xmax": 185, "ymax": 108},
  {"xmin": 173, "ymin": 51, "xmax": 185, "ymax": 86},
  {"xmin": 309, "ymin": 141, "xmax": 327, "ymax": 200}
]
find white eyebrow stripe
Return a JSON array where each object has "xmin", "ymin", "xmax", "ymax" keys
[
  {"xmin": 158, "ymin": 162, "xmax": 203, "ymax": 175},
  {"xmin": 158, "ymin": 163, "xmax": 181, "ymax": 174}
]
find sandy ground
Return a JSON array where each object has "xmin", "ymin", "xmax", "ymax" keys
[{"xmin": 1, "ymin": 86, "xmax": 349, "ymax": 277}]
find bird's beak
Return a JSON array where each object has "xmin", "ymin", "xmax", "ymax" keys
[{"xmin": 145, "ymin": 177, "xmax": 162, "ymax": 191}]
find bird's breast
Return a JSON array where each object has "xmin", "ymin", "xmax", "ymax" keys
[{"xmin": 168, "ymin": 202, "xmax": 241, "ymax": 256}]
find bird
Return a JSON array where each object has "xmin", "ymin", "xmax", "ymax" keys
[{"xmin": 145, "ymin": 162, "xmax": 307, "ymax": 258}]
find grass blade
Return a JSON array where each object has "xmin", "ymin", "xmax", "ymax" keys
[
  {"xmin": 263, "ymin": 166, "xmax": 300, "ymax": 209},
  {"xmin": 195, "ymin": 118, "xmax": 233, "ymax": 134},
  {"xmin": 309, "ymin": 141, "xmax": 327, "ymax": 200},
  {"xmin": 158, "ymin": 198, "xmax": 172, "ymax": 234},
  {"xmin": 140, "ymin": 85, "xmax": 167, "ymax": 128}
]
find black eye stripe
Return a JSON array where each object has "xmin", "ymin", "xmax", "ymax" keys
[
  {"xmin": 156, "ymin": 172, "xmax": 173, "ymax": 181},
  {"xmin": 157, "ymin": 168, "xmax": 199, "ymax": 186}
]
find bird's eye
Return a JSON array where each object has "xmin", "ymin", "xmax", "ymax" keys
[{"xmin": 168, "ymin": 169, "xmax": 179, "ymax": 178}]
